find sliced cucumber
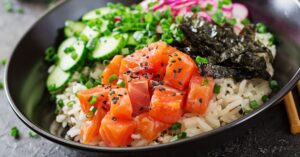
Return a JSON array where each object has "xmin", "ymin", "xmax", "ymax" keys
[
  {"xmin": 91, "ymin": 35, "xmax": 125, "ymax": 60},
  {"xmin": 57, "ymin": 37, "xmax": 86, "ymax": 71},
  {"xmin": 47, "ymin": 66, "xmax": 72, "ymax": 92},
  {"xmin": 64, "ymin": 20, "xmax": 86, "ymax": 37},
  {"xmin": 81, "ymin": 26, "xmax": 100, "ymax": 42},
  {"xmin": 82, "ymin": 7, "xmax": 112, "ymax": 21}
]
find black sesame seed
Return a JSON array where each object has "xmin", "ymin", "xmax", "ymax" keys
[{"xmin": 112, "ymin": 116, "xmax": 117, "ymax": 121}]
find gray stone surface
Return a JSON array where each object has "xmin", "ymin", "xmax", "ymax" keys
[{"xmin": 0, "ymin": 0, "xmax": 299, "ymax": 157}]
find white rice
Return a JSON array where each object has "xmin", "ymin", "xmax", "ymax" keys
[{"xmin": 50, "ymin": 33, "xmax": 275, "ymax": 147}]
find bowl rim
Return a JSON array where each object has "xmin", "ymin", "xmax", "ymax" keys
[{"xmin": 4, "ymin": 0, "xmax": 300, "ymax": 153}]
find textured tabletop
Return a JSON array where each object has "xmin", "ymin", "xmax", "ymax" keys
[{"xmin": 0, "ymin": 1, "xmax": 299, "ymax": 157}]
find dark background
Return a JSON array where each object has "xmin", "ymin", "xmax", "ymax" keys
[{"xmin": 0, "ymin": 0, "xmax": 300, "ymax": 156}]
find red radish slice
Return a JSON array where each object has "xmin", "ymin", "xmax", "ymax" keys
[
  {"xmin": 152, "ymin": 0, "xmax": 167, "ymax": 11},
  {"xmin": 198, "ymin": 11, "xmax": 212, "ymax": 22},
  {"xmin": 232, "ymin": 3, "xmax": 248, "ymax": 20},
  {"xmin": 222, "ymin": 4, "xmax": 233, "ymax": 12}
]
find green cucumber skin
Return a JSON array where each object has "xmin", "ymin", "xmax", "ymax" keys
[
  {"xmin": 64, "ymin": 21, "xmax": 86, "ymax": 38},
  {"xmin": 57, "ymin": 38, "xmax": 87, "ymax": 72},
  {"xmin": 47, "ymin": 67, "xmax": 72, "ymax": 93},
  {"xmin": 91, "ymin": 35, "xmax": 126, "ymax": 61}
]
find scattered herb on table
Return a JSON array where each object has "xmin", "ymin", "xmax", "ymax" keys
[
  {"xmin": 29, "ymin": 131, "xmax": 39, "ymax": 138},
  {"xmin": 10, "ymin": 127, "xmax": 19, "ymax": 139},
  {"xmin": 1, "ymin": 58, "xmax": 7, "ymax": 65}
]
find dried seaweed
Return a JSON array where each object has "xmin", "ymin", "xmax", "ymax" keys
[{"xmin": 175, "ymin": 15, "xmax": 273, "ymax": 81}]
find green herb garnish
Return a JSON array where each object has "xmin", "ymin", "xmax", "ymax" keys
[
  {"xmin": 117, "ymin": 79, "xmax": 126, "ymax": 88},
  {"xmin": 108, "ymin": 74, "xmax": 118, "ymax": 83},
  {"xmin": 195, "ymin": 56, "xmax": 208, "ymax": 65},
  {"xmin": 213, "ymin": 84, "xmax": 221, "ymax": 94},
  {"xmin": 226, "ymin": 18, "xmax": 237, "ymax": 26},
  {"xmin": 67, "ymin": 101, "xmax": 75, "ymax": 108},
  {"xmin": 212, "ymin": 10, "xmax": 226, "ymax": 25},
  {"xmin": 269, "ymin": 79, "xmax": 279, "ymax": 90},
  {"xmin": 16, "ymin": 7, "xmax": 24, "ymax": 14},
  {"xmin": 44, "ymin": 47, "xmax": 58, "ymax": 63},
  {"xmin": 86, "ymin": 38, "xmax": 98, "ymax": 51},
  {"xmin": 64, "ymin": 46, "xmax": 75, "ymax": 54},
  {"xmin": 249, "ymin": 100, "xmax": 258, "ymax": 109},
  {"xmin": 206, "ymin": 4, "xmax": 213, "ymax": 11},
  {"xmin": 29, "ymin": 131, "xmax": 38, "ymax": 138},
  {"xmin": 1, "ymin": 58, "xmax": 7, "ymax": 65},
  {"xmin": 256, "ymin": 23, "xmax": 267, "ymax": 33},
  {"xmin": 177, "ymin": 132, "xmax": 187, "ymax": 139},
  {"xmin": 261, "ymin": 95, "xmax": 269, "ymax": 103},
  {"xmin": 171, "ymin": 122, "xmax": 182, "ymax": 130},
  {"xmin": 0, "ymin": 81, "xmax": 4, "ymax": 90},
  {"xmin": 4, "ymin": 0, "xmax": 13, "ymax": 12},
  {"xmin": 241, "ymin": 18, "xmax": 250, "ymax": 25},
  {"xmin": 89, "ymin": 96, "xmax": 98, "ymax": 105},
  {"xmin": 57, "ymin": 99, "xmax": 64, "ymax": 108},
  {"xmin": 85, "ymin": 80, "xmax": 94, "ymax": 89},
  {"xmin": 191, "ymin": 5, "xmax": 201, "ymax": 13},
  {"xmin": 10, "ymin": 127, "xmax": 19, "ymax": 139}
]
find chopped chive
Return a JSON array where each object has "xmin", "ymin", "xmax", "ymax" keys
[
  {"xmin": 171, "ymin": 122, "xmax": 182, "ymax": 130},
  {"xmin": 256, "ymin": 23, "xmax": 267, "ymax": 33},
  {"xmin": 28, "ymin": 131, "xmax": 38, "ymax": 138},
  {"xmin": 0, "ymin": 81, "xmax": 3, "ymax": 90},
  {"xmin": 16, "ymin": 7, "xmax": 24, "ymax": 14},
  {"xmin": 44, "ymin": 47, "xmax": 57, "ymax": 63},
  {"xmin": 195, "ymin": 56, "xmax": 208, "ymax": 65},
  {"xmin": 269, "ymin": 79, "xmax": 279, "ymax": 90},
  {"xmin": 1, "ymin": 58, "xmax": 7, "ymax": 65},
  {"xmin": 249, "ymin": 100, "xmax": 258, "ymax": 109},
  {"xmin": 268, "ymin": 35, "xmax": 275, "ymax": 46},
  {"xmin": 64, "ymin": 46, "xmax": 75, "ymax": 54},
  {"xmin": 222, "ymin": 0, "xmax": 232, "ymax": 5},
  {"xmin": 261, "ymin": 95, "xmax": 269, "ymax": 103},
  {"xmin": 80, "ymin": 34, "xmax": 89, "ymax": 42},
  {"xmin": 108, "ymin": 74, "xmax": 118, "ymax": 83},
  {"xmin": 212, "ymin": 10, "xmax": 226, "ymax": 25},
  {"xmin": 57, "ymin": 99, "xmax": 64, "ymax": 108},
  {"xmin": 4, "ymin": 0, "xmax": 13, "ymax": 13},
  {"xmin": 226, "ymin": 18, "xmax": 237, "ymax": 26},
  {"xmin": 117, "ymin": 79, "xmax": 126, "ymax": 88},
  {"xmin": 89, "ymin": 96, "xmax": 98, "ymax": 105},
  {"xmin": 103, "ymin": 60, "xmax": 110, "ymax": 65},
  {"xmin": 191, "ymin": 5, "xmax": 201, "ymax": 13},
  {"xmin": 213, "ymin": 84, "xmax": 221, "ymax": 94},
  {"xmin": 177, "ymin": 132, "xmax": 187, "ymax": 139},
  {"xmin": 90, "ymin": 106, "xmax": 97, "ymax": 114},
  {"xmin": 241, "ymin": 18, "xmax": 250, "ymax": 25},
  {"xmin": 85, "ymin": 80, "xmax": 94, "ymax": 89},
  {"xmin": 67, "ymin": 101, "xmax": 75, "ymax": 108},
  {"xmin": 71, "ymin": 51, "xmax": 78, "ymax": 60},
  {"xmin": 10, "ymin": 127, "xmax": 19, "ymax": 139},
  {"xmin": 206, "ymin": 3, "xmax": 213, "ymax": 11}
]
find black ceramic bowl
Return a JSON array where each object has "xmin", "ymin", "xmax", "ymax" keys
[{"xmin": 4, "ymin": 0, "xmax": 300, "ymax": 155}]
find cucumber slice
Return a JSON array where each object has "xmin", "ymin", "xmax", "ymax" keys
[
  {"xmin": 91, "ymin": 35, "xmax": 125, "ymax": 60},
  {"xmin": 47, "ymin": 66, "xmax": 72, "ymax": 92},
  {"xmin": 82, "ymin": 7, "xmax": 112, "ymax": 21},
  {"xmin": 64, "ymin": 20, "xmax": 86, "ymax": 37},
  {"xmin": 81, "ymin": 26, "xmax": 100, "ymax": 41},
  {"xmin": 57, "ymin": 37, "xmax": 85, "ymax": 71}
]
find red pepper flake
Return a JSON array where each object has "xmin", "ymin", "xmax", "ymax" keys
[
  {"xmin": 178, "ymin": 81, "xmax": 182, "ymax": 85},
  {"xmin": 139, "ymin": 107, "xmax": 144, "ymax": 111}
]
